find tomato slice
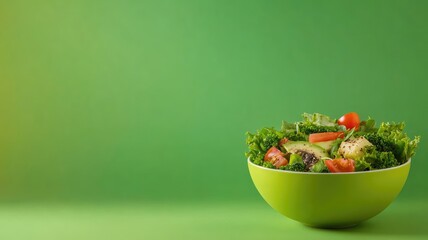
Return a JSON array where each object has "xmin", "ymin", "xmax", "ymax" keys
[
  {"xmin": 325, "ymin": 159, "xmax": 355, "ymax": 172},
  {"xmin": 338, "ymin": 112, "xmax": 360, "ymax": 130},
  {"xmin": 264, "ymin": 146, "xmax": 283, "ymax": 161},
  {"xmin": 264, "ymin": 146, "xmax": 288, "ymax": 168},
  {"xmin": 308, "ymin": 132, "xmax": 344, "ymax": 143}
]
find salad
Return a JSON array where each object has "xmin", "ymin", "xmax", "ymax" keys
[{"xmin": 245, "ymin": 112, "xmax": 420, "ymax": 173}]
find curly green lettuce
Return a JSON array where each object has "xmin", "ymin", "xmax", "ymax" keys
[
  {"xmin": 281, "ymin": 121, "xmax": 307, "ymax": 141},
  {"xmin": 282, "ymin": 113, "xmax": 343, "ymax": 137},
  {"xmin": 262, "ymin": 161, "xmax": 276, "ymax": 169},
  {"xmin": 363, "ymin": 122, "xmax": 420, "ymax": 164},
  {"xmin": 299, "ymin": 113, "xmax": 343, "ymax": 134},
  {"xmin": 357, "ymin": 146, "xmax": 398, "ymax": 169},
  {"xmin": 354, "ymin": 159, "xmax": 372, "ymax": 171},
  {"xmin": 302, "ymin": 113, "xmax": 337, "ymax": 127},
  {"xmin": 245, "ymin": 127, "xmax": 284, "ymax": 165},
  {"xmin": 279, "ymin": 162, "xmax": 306, "ymax": 172}
]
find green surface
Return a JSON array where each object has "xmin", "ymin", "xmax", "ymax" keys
[
  {"xmin": 0, "ymin": 0, "xmax": 428, "ymax": 238},
  {"xmin": 0, "ymin": 200, "xmax": 427, "ymax": 240}
]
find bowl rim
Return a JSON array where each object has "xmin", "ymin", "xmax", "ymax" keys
[{"xmin": 248, "ymin": 157, "xmax": 411, "ymax": 175}]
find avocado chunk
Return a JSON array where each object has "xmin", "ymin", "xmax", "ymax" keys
[
  {"xmin": 283, "ymin": 141, "xmax": 329, "ymax": 169},
  {"xmin": 314, "ymin": 140, "xmax": 336, "ymax": 151},
  {"xmin": 339, "ymin": 136, "xmax": 373, "ymax": 159}
]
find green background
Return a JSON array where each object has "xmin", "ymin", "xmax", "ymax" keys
[{"xmin": 0, "ymin": 0, "xmax": 427, "ymax": 239}]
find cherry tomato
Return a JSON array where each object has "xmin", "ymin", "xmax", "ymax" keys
[
  {"xmin": 325, "ymin": 158, "xmax": 355, "ymax": 172},
  {"xmin": 308, "ymin": 132, "xmax": 345, "ymax": 143},
  {"xmin": 338, "ymin": 112, "xmax": 360, "ymax": 130},
  {"xmin": 264, "ymin": 146, "xmax": 288, "ymax": 168}
]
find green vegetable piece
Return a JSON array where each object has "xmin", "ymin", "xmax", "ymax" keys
[
  {"xmin": 279, "ymin": 162, "xmax": 306, "ymax": 172},
  {"xmin": 302, "ymin": 113, "xmax": 337, "ymax": 127},
  {"xmin": 314, "ymin": 140, "xmax": 335, "ymax": 151},
  {"xmin": 311, "ymin": 159, "xmax": 329, "ymax": 173},
  {"xmin": 298, "ymin": 122, "xmax": 340, "ymax": 135},
  {"xmin": 297, "ymin": 113, "xmax": 342, "ymax": 135},
  {"xmin": 358, "ymin": 147, "xmax": 398, "ymax": 169},
  {"xmin": 354, "ymin": 159, "xmax": 372, "ymax": 171},
  {"xmin": 289, "ymin": 153, "xmax": 303, "ymax": 165},
  {"xmin": 262, "ymin": 161, "xmax": 276, "ymax": 169},
  {"xmin": 281, "ymin": 121, "xmax": 307, "ymax": 141},
  {"xmin": 330, "ymin": 138, "xmax": 344, "ymax": 158},
  {"xmin": 364, "ymin": 122, "xmax": 420, "ymax": 164},
  {"xmin": 358, "ymin": 118, "xmax": 377, "ymax": 134}
]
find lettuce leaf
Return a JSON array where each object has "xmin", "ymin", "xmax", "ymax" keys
[
  {"xmin": 298, "ymin": 113, "xmax": 343, "ymax": 134},
  {"xmin": 302, "ymin": 113, "xmax": 337, "ymax": 127},
  {"xmin": 281, "ymin": 121, "xmax": 307, "ymax": 141},
  {"xmin": 354, "ymin": 159, "xmax": 372, "ymax": 171},
  {"xmin": 245, "ymin": 127, "xmax": 284, "ymax": 165},
  {"xmin": 358, "ymin": 117, "xmax": 377, "ymax": 134},
  {"xmin": 366, "ymin": 122, "xmax": 420, "ymax": 164},
  {"xmin": 357, "ymin": 147, "xmax": 398, "ymax": 169}
]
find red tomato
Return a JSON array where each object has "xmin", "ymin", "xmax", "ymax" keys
[
  {"xmin": 325, "ymin": 159, "xmax": 355, "ymax": 172},
  {"xmin": 338, "ymin": 112, "xmax": 360, "ymax": 130},
  {"xmin": 264, "ymin": 146, "xmax": 288, "ymax": 168},
  {"xmin": 308, "ymin": 132, "xmax": 344, "ymax": 143},
  {"xmin": 279, "ymin": 138, "xmax": 289, "ymax": 146},
  {"xmin": 264, "ymin": 146, "xmax": 283, "ymax": 161}
]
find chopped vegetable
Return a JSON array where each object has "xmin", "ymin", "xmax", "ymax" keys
[
  {"xmin": 279, "ymin": 162, "xmax": 306, "ymax": 172},
  {"xmin": 354, "ymin": 159, "xmax": 372, "ymax": 171},
  {"xmin": 325, "ymin": 159, "xmax": 355, "ymax": 173},
  {"xmin": 298, "ymin": 122, "xmax": 341, "ymax": 135},
  {"xmin": 338, "ymin": 136, "xmax": 373, "ymax": 159},
  {"xmin": 314, "ymin": 140, "xmax": 336, "ymax": 151},
  {"xmin": 302, "ymin": 113, "xmax": 337, "ymax": 127},
  {"xmin": 281, "ymin": 121, "xmax": 307, "ymax": 141},
  {"xmin": 358, "ymin": 118, "xmax": 376, "ymax": 133},
  {"xmin": 264, "ymin": 146, "xmax": 288, "ymax": 168},
  {"xmin": 309, "ymin": 132, "xmax": 344, "ymax": 143},
  {"xmin": 289, "ymin": 153, "xmax": 303, "ymax": 165},
  {"xmin": 283, "ymin": 141, "xmax": 329, "ymax": 169},
  {"xmin": 311, "ymin": 159, "xmax": 329, "ymax": 173},
  {"xmin": 357, "ymin": 147, "xmax": 398, "ymax": 169}
]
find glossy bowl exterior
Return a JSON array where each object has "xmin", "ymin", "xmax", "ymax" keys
[{"xmin": 248, "ymin": 158, "xmax": 411, "ymax": 228}]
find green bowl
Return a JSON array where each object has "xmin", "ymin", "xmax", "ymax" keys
[{"xmin": 248, "ymin": 158, "xmax": 411, "ymax": 228}]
